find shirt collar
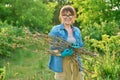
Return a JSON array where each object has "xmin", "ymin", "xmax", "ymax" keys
[{"xmin": 60, "ymin": 24, "xmax": 76, "ymax": 32}]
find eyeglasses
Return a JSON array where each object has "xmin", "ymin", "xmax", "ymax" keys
[{"xmin": 62, "ymin": 15, "xmax": 73, "ymax": 19}]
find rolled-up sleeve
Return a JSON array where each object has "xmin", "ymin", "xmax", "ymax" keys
[{"xmin": 49, "ymin": 26, "xmax": 58, "ymax": 50}]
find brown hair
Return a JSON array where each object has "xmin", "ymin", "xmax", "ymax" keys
[{"xmin": 59, "ymin": 5, "xmax": 76, "ymax": 24}]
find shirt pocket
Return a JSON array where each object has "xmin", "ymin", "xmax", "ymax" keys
[{"xmin": 57, "ymin": 30, "xmax": 66, "ymax": 39}]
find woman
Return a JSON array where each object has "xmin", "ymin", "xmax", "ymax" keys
[{"xmin": 48, "ymin": 5, "xmax": 84, "ymax": 80}]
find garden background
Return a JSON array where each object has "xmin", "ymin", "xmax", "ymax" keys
[{"xmin": 0, "ymin": 0, "xmax": 120, "ymax": 80}]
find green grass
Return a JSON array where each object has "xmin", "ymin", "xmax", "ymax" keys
[{"xmin": 0, "ymin": 47, "xmax": 54, "ymax": 80}]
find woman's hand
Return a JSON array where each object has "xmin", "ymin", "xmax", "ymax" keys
[
  {"xmin": 61, "ymin": 48, "xmax": 74, "ymax": 57},
  {"xmin": 72, "ymin": 43, "xmax": 80, "ymax": 48}
]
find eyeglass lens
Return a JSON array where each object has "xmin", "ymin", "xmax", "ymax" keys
[{"xmin": 62, "ymin": 15, "xmax": 73, "ymax": 18}]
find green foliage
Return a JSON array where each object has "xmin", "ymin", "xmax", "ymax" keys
[
  {"xmin": 0, "ymin": 21, "xmax": 26, "ymax": 56},
  {"xmin": 0, "ymin": 20, "xmax": 49, "ymax": 56},
  {"xmin": 100, "ymin": 54, "xmax": 120, "ymax": 80},
  {"xmin": 0, "ymin": 0, "xmax": 56, "ymax": 32},
  {"xmin": 88, "ymin": 34, "xmax": 120, "ymax": 54},
  {"xmin": 81, "ymin": 20, "xmax": 119, "ymax": 40},
  {"xmin": 0, "ymin": 67, "xmax": 6, "ymax": 80},
  {"xmin": 73, "ymin": 0, "xmax": 120, "ymax": 25},
  {"xmin": 83, "ymin": 34, "xmax": 120, "ymax": 80}
]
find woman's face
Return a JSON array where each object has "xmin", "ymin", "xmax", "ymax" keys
[{"xmin": 61, "ymin": 11, "xmax": 73, "ymax": 25}]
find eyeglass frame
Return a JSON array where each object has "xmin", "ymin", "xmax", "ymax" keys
[{"xmin": 62, "ymin": 15, "xmax": 73, "ymax": 19}]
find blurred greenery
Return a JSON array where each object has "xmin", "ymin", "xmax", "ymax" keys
[
  {"xmin": 0, "ymin": 0, "xmax": 56, "ymax": 32},
  {"xmin": 0, "ymin": 0, "xmax": 120, "ymax": 80}
]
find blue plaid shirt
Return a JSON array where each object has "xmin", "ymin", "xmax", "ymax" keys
[{"xmin": 48, "ymin": 24, "xmax": 84, "ymax": 72}]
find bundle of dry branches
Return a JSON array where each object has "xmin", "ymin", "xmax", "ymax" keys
[
  {"xmin": 33, "ymin": 32, "xmax": 102, "ymax": 79},
  {"xmin": 34, "ymin": 32, "xmax": 98, "ymax": 57}
]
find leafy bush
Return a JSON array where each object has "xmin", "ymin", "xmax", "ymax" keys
[
  {"xmin": 72, "ymin": 0, "xmax": 120, "ymax": 40},
  {"xmin": 0, "ymin": 0, "xmax": 56, "ymax": 32},
  {"xmin": 88, "ymin": 34, "xmax": 120, "ymax": 54},
  {"xmin": 83, "ymin": 34, "xmax": 120, "ymax": 80},
  {"xmin": 73, "ymin": 0, "xmax": 120, "ymax": 25},
  {"xmin": 0, "ymin": 21, "xmax": 27, "ymax": 56},
  {"xmin": 0, "ymin": 67, "xmax": 6, "ymax": 80},
  {"xmin": 0, "ymin": 21, "xmax": 45, "ymax": 56},
  {"xmin": 81, "ymin": 20, "xmax": 119, "ymax": 40}
]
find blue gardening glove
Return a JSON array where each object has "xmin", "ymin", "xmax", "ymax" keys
[
  {"xmin": 61, "ymin": 48, "xmax": 74, "ymax": 57},
  {"xmin": 72, "ymin": 43, "xmax": 80, "ymax": 48}
]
